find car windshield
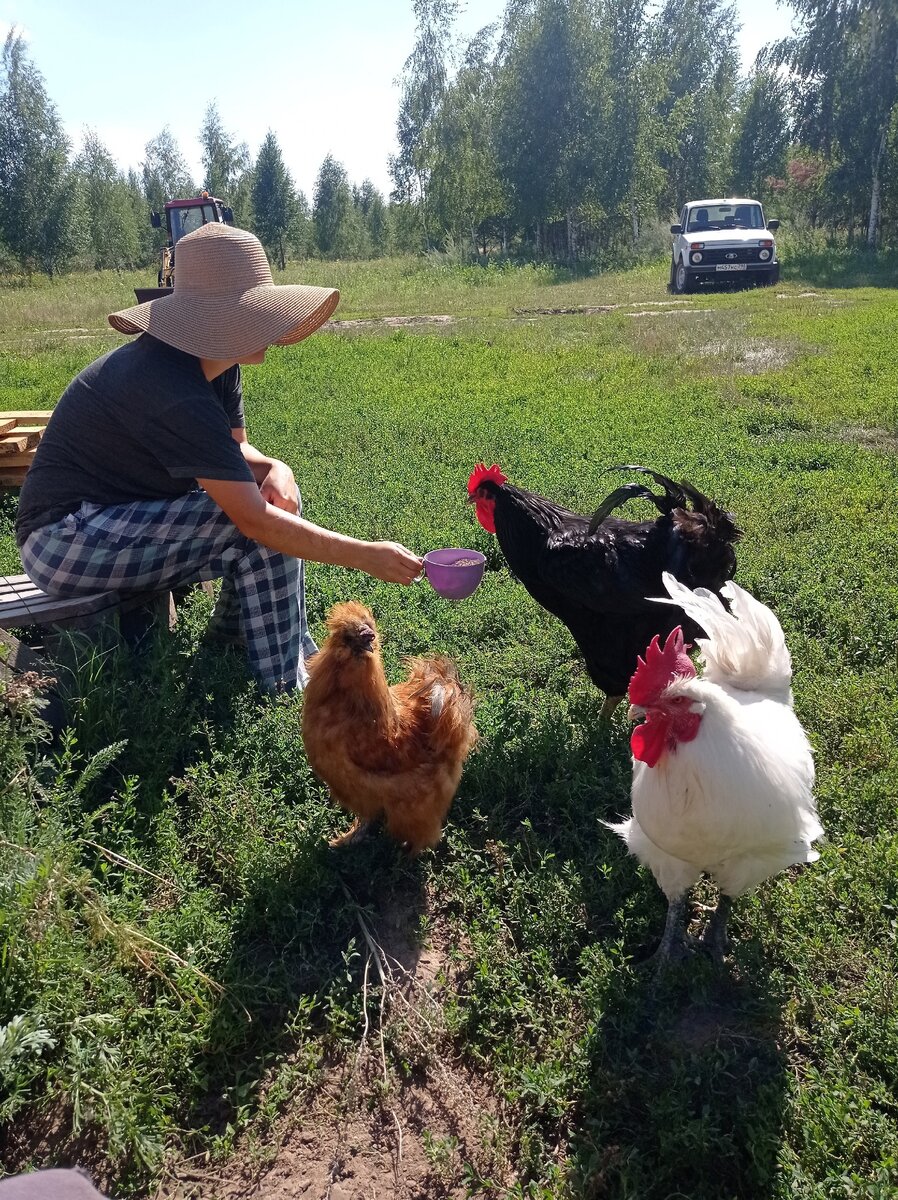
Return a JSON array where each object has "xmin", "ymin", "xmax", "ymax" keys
[{"xmin": 686, "ymin": 204, "xmax": 764, "ymax": 232}]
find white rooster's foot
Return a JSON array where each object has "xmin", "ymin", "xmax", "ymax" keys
[
  {"xmin": 329, "ymin": 819, "xmax": 375, "ymax": 848},
  {"xmin": 698, "ymin": 896, "xmax": 733, "ymax": 963},
  {"xmin": 643, "ymin": 895, "xmax": 696, "ymax": 970}
]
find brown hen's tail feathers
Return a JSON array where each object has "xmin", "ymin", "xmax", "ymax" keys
[{"xmin": 403, "ymin": 656, "xmax": 478, "ymax": 754}]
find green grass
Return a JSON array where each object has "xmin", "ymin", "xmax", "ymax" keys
[{"xmin": 0, "ymin": 255, "xmax": 896, "ymax": 1198}]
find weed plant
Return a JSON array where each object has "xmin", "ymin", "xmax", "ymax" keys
[{"xmin": 0, "ymin": 258, "xmax": 896, "ymax": 1197}]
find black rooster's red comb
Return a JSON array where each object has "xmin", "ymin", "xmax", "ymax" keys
[
  {"xmin": 468, "ymin": 463, "xmax": 508, "ymax": 495},
  {"xmin": 628, "ymin": 626, "xmax": 696, "ymax": 706}
]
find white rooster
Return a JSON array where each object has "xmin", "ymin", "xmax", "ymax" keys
[{"xmin": 608, "ymin": 571, "xmax": 823, "ymax": 964}]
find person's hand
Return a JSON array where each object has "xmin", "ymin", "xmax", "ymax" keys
[
  {"xmin": 260, "ymin": 461, "xmax": 299, "ymax": 513},
  {"xmin": 359, "ymin": 541, "xmax": 424, "ymax": 585}
]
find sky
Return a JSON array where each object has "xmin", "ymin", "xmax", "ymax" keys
[{"xmin": 1, "ymin": 0, "xmax": 796, "ymax": 201}]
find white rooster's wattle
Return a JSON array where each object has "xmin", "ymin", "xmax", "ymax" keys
[{"xmin": 608, "ymin": 571, "xmax": 823, "ymax": 964}]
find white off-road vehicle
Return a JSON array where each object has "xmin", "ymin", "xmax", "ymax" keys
[{"xmin": 669, "ymin": 198, "xmax": 780, "ymax": 294}]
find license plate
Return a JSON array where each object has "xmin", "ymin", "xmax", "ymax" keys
[{"xmin": 715, "ymin": 263, "xmax": 746, "ymax": 272}]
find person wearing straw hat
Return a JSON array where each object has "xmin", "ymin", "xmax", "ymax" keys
[{"xmin": 15, "ymin": 223, "xmax": 423, "ymax": 693}]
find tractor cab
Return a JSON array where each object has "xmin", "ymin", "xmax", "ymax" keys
[
  {"xmin": 135, "ymin": 191, "xmax": 235, "ymax": 302},
  {"xmin": 152, "ymin": 192, "xmax": 234, "ymax": 248}
]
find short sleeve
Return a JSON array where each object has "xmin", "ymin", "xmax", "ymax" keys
[
  {"xmin": 214, "ymin": 364, "xmax": 245, "ymax": 429},
  {"xmin": 151, "ymin": 390, "xmax": 255, "ymax": 483}
]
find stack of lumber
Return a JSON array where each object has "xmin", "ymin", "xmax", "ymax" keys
[{"xmin": 0, "ymin": 411, "xmax": 52, "ymax": 487}]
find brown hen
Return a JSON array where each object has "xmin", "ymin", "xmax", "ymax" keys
[{"xmin": 301, "ymin": 602, "xmax": 478, "ymax": 853}]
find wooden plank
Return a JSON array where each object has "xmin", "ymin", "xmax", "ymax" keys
[
  {"xmin": 0, "ymin": 418, "xmax": 16, "ymax": 436},
  {"xmin": 0, "ymin": 578, "xmax": 45, "ymax": 602},
  {"xmin": 0, "ymin": 469, "xmax": 27, "ymax": 487},
  {"xmin": 0, "ymin": 591, "xmax": 121, "ymax": 628},
  {"xmin": 0, "ymin": 452, "xmax": 36, "ymax": 468},
  {"xmin": 0, "ymin": 436, "xmax": 28, "ymax": 457},
  {"xmin": 0, "ymin": 425, "xmax": 46, "ymax": 446},
  {"xmin": 0, "ymin": 410, "xmax": 52, "ymax": 423}
]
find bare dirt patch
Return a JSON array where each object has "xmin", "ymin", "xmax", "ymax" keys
[
  {"xmin": 514, "ymin": 305, "xmax": 619, "ymax": 315},
  {"xmin": 696, "ymin": 340, "xmax": 794, "ymax": 373},
  {"xmin": 158, "ymin": 892, "xmax": 512, "ymax": 1200},
  {"xmin": 515, "ymin": 301, "xmax": 693, "ymax": 317},
  {"xmin": 627, "ymin": 308, "xmax": 714, "ymax": 319},
  {"xmin": 837, "ymin": 424, "xmax": 898, "ymax": 453},
  {"xmin": 324, "ymin": 316, "xmax": 455, "ymax": 332}
]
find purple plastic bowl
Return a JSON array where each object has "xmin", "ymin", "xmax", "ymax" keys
[{"xmin": 423, "ymin": 548, "xmax": 486, "ymax": 600}]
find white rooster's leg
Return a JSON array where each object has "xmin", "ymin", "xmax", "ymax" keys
[
  {"xmin": 651, "ymin": 894, "xmax": 692, "ymax": 966},
  {"xmin": 700, "ymin": 895, "xmax": 733, "ymax": 961}
]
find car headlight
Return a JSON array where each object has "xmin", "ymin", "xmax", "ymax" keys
[
  {"xmin": 691, "ymin": 251, "xmax": 703, "ymax": 264},
  {"xmin": 759, "ymin": 248, "xmax": 771, "ymax": 261}
]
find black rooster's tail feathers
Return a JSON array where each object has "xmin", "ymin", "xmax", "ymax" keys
[
  {"xmin": 588, "ymin": 465, "xmax": 741, "ymax": 541},
  {"xmin": 587, "ymin": 482, "xmax": 666, "ymax": 533}
]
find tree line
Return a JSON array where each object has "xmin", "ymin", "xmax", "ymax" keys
[
  {"xmin": 0, "ymin": 29, "xmax": 401, "ymax": 277},
  {"xmin": 1, "ymin": 0, "xmax": 897, "ymax": 278},
  {"xmin": 393, "ymin": 0, "xmax": 897, "ymax": 258}
]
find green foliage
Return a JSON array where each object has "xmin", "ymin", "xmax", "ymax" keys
[
  {"xmin": 768, "ymin": 0, "xmax": 898, "ymax": 246},
  {"xmin": 0, "ymin": 30, "xmax": 82, "ymax": 277},
  {"xmin": 312, "ymin": 153, "xmax": 366, "ymax": 258},
  {"xmin": 424, "ymin": 27, "xmax": 505, "ymax": 249},
  {"xmin": 731, "ymin": 70, "xmax": 791, "ymax": 201},
  {"xmin": 495, "ymin": 0, "xmax": 606, "ymax": 230},
  {"xmin": 654, "ymin": 0, "xmax": 741, "ymax": 210},
  {"xmin": 250, "ymin": 131, "xmax": 299, "ymax": 271},
  {"xmin": 390, "ymin": 0, "xmax": 459, "ymax": 230},
  {"xmin": 198, "ymin": 101, "xmax": 250, "ymax": 221},
  {"xmin": 75, "ymin": 129, "xmax": 142, "ymax": 271}
]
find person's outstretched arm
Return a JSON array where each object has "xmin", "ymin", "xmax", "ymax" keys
[{"xmin": 198, "ymin": 477, "xmax": 422, "ymax": 585}]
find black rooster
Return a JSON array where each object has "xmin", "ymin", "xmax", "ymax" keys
[{"xmin": 468, "ymin": 463, "xmax": 742, "ymax": 716}]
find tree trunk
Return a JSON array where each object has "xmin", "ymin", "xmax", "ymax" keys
[
  {"xmin": 631, "ymin": 201, "xmax": 640, "ymax": 245},
  {"xmin": 866, "ymin": 122, "xmax": 888, "ymax": 249}
]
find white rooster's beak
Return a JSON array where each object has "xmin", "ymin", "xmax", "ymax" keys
[{"xmin": 627, "ymin": 704, "xmax": 645, "ymax": 723}]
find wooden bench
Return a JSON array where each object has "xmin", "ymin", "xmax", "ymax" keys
[
  {"xmin": 0, "ymin": 575, "xmax": 186, "ymax": 734},
  {"xmin": 0, "ymin": 574, "xmax": 122, "ymax": 631},
  {"xmin": 0, "ymin": 576, "xmax": 123, "ymax": 735}
]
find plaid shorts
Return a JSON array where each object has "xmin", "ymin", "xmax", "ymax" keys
[{"xmin": 21, "ymin": 490, "xmax": 317, "ymax": 693}]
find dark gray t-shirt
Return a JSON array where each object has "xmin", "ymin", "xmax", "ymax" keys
[{"xmin": 16, "ymin": 334, "xmax": 255, "ymax": 546}]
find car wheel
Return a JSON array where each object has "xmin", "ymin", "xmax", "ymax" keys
[
  {"xmin": 673, "ymin": 258, "xmax": 693, "ymax": 295},
  {"xmin": 761, "ymin": 265, "xmax": 780, "ymax": 286}
]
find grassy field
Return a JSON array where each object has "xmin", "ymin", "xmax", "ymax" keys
[{"xmin": 0, "ymin": 250, "xmax": 896, "ymax": 1199}]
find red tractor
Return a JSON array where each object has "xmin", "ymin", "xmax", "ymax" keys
[{"xmin": 135, "ymin": 191, "xmax": 234, "ymax": 302}]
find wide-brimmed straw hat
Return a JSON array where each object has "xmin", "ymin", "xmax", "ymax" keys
[{"xmin": 109, "ymin": 224, "xmax": 340, "ymax": 360}]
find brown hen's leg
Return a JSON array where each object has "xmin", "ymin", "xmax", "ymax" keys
[
  {"xmin": 599, "ymin": 694, "xmax": 624, "ymax": 721},
  {"xmin": 329, "ymin": 818, "xmax": 375, "ymax": 848}
]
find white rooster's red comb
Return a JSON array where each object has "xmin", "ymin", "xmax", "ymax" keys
[
  {"xmin": 467, "ymin": 463, "xmax": 508, "ymax": 494},
  {"xmin": 628, "ymin": 626, "xmax": 696, "ymax": 706}
]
